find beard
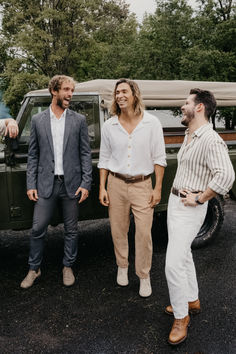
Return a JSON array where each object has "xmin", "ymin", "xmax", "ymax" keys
[
  {"xmin": 181, "ymin": 109, "xmax": 195, "ymax": 127},
  {"xmin": 56, "ymin": 97, "xmax": 69, "ymax": 109}
]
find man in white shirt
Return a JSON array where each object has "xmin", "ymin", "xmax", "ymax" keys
[
  {"xmin": 98, "ymin": 78, "xmax": 166, "ymax": 297},
  {"xmin": 0, "ymin": 118, "xmax": 18, "ymax": 138},
  {"xmin": 165, "ymin": 88, "xmax": 235, "ymax": 345},
  {"xmin": 20, "ymin": 75, "xmax": 92, "ymax": 289}
]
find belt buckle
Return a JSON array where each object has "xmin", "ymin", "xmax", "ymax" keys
[
  {"xmin": 125, "ymin": 176, "xmax": 135, "ymax": 184},
  {"xmin": 58, "ymin": 175, "xmax": 63, "ymax": 181}
]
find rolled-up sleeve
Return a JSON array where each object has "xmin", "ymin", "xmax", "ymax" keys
[
  {"xmin": 98, "ymin": 123, "xmax": 112, "ymax": 169},
  {"xmin": 207, "ymin": 140, "xmax": 235, "ymax": 195},
  {"xmin": 152, "ymin": 119, "xmax": 167, "ymax": 167}
]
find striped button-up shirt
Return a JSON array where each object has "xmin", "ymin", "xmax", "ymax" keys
[{"xmin": 173, "ymin": 123, "xmax": 235, "ymax": 195}]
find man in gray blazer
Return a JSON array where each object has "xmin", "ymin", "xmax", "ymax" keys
[{"xmin": 21, "ymin": 75, "xmax": 92, "ymax": 289}]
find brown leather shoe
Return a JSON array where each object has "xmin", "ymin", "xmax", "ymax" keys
[
  {"xmin": 20, "ymin": 269, "xmax": 41, "ymax": 289},
  {"xmin": 168, "ymin": 315, "xmax": 190, "ymax": 345},
  {"xmin": 63, "ymin": 266, "xmax": 75, "ymax": 286},
  {"xmin": 165, "ymin": 299, "xmax": 201, "ymax": 316}
]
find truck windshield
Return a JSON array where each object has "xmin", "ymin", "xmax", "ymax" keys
[{"xmin": 20, "ymin": 95, "xmax": 100, "ymax": 149}]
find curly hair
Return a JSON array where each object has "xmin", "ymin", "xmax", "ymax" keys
[
  {"xmin": 110, "ymin": 78, "xmax": 144, "ymax": 116},
  {"xmin": 48, "ymin": 75, "xmax": 75, "ymax": 97}
]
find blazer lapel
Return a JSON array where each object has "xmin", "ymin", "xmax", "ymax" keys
[
  {"xmin": 44, "ymin": 108, "xmax": 54, "ymax": 155},
  {"xmin": 63, "ymin": 110, "xmax": 72, "ymax": 154}
]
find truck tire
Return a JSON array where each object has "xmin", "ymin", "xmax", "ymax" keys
[{"xmin": 191, "ymin": 195, "xmax": 224, "ymax": 249}]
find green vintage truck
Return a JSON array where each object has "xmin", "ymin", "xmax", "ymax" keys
[{"xmin": 1, "ymin": 79, "xmax": 236, "ymax": 248}]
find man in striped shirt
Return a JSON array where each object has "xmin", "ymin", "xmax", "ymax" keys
[{"xmin": 165, "ymin": 88, "xmax": 235, "ymax": 346}]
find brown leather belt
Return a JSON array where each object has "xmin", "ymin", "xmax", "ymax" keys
[
  {"xmin": 110, "ymin": 171, "xmax": 151, "ymax": 184},
  {"xmin": 172, "ymin": 187, "xmax": 199, "ymax": 198}
]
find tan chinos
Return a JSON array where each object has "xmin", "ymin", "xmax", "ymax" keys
[{"xmin": 107, "ymin": 173, "xmax": 154, "ymax": 279}]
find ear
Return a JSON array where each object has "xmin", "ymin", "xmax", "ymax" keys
[
  {"xmin": 51, "ymin": 89, "xmax": 58, "ymax": 97},
  {"xmin": 196, "ymin": 103, "xmax": 204, "ymax": 113}
]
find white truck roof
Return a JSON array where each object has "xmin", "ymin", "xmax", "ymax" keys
[{"xmin": 26, "ymin": 79, "xmax": 236, "ymax": 107}]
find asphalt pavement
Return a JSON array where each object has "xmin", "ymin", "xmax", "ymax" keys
[{"xmin": 0, "ymin": 198, "xmax": 235, "ymax": 354}]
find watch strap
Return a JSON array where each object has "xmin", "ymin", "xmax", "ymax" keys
[{"xmin": 195, "ymin": 194, "xmax": 204, "ymax": 205}]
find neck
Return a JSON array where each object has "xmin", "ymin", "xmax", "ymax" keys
[
  {"xmin": 119, "ymin": 107, "xmax": 141, "ymax": 121},
  {"xmin": 51, "ymin": 102, "xmax": 65, "ymax": 119},
  {"xmin": 188, "ymin": 115, "xmax": 208, "ymax": 134}
]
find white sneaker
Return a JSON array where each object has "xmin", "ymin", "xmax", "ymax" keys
[
  {"xmin": 117, "ymin": 267, "xmax": 129, "ymax": 286},
  {"xmin": 139, "ymin": 276, "xmax": 152, "ymax": 297}
]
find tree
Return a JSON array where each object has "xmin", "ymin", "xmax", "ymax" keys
[
  {"xmin": 180, "ymin": 0, "xmax": 236, "ymax": 82},
  {"xmin": 0, "ymin": 0, "xmax": 137, "ymax": 115},
  {"xmin": 128, "ymin": 0, "xmax": 195, "ymax": 79}
]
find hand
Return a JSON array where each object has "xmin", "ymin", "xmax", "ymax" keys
[
  {"xmin": 75, "ymin": 187, "xmax": 89, "ymax": 204},
  {"xmin": 27, "ymin": 189, "xmax": 38, "ymax": 201},
  {"xmin": 5, "ymin": 120, "xmax": 19, "ymax": 139},
  {"xmin": 181, "ymin": 190, "xmax": 201, "ymax": 207},
  {"xmin": 149, "ymin": 189, "xmax": 161, "ymax": 208},
  {"xmin": 99, "ymin": 188, "xmax": 109, "ymax": 206}
]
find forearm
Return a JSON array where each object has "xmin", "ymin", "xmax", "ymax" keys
[
  {"xmin": 154, "ymin": 164, "xmax": 165, "ymax": 191},
  {"xmin": 198, "ymin": 187, "xmax": 217, "ymax": 204},
  {"xmin": 99, "ymin": 168, "xmax": 109, "ymax": 190}
]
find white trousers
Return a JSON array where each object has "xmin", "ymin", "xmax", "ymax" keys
[{"xmin": 165, "ymin": 193, "xmax": 208, "ymax": 319}]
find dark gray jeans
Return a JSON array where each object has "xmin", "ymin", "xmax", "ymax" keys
[{"xmin": 29, "ymin": 179, "xmax": 79, "ymax": 270}]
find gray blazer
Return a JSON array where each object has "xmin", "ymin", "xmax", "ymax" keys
[{"xmin": 27, "ymin": 108, "xmax": 92, "ymax": 199}]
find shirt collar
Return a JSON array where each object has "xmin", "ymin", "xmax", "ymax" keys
[
  {"xmin": 50, "ymin": 105, "xmax": 67, "ymax": 120},
  {"xmin": 185, "ymin": 123, "xmax": 212, "ymax": 138},
  {"xmin": 111, "ymin": 111, "xmax": 151, "ymax": 126}
]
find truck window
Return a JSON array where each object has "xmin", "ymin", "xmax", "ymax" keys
[
  {"xmin": 147, "ymin": 108, "xmax": 234, "ymax": 131},
  {"xmin": 20, "ymin": 95, "xmax": 100, "ymax": 149}
]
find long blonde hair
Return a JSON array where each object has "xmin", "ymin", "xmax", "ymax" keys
[{"xmin": 110, "ymin": 79, "xmax": 144, "ymax": 116}]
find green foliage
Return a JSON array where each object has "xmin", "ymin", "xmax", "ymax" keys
[
  {"xmin": 180, "ymin": 47, "xmax": 236, "ymax": 81},
  {"xmin": 0, "ymin": 0, "xmax": 235, "ymax": 115},
  {"xmin": 129, "ymin": 0, "xmax": 194, "ymax": 79},
  {"xmin": 0, "ymin": 0, "xmax": 136, "ymax": 114}
]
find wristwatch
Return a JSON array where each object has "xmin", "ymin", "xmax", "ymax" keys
[{"xmin": 195, "ymin": 194, "xmax": 204, "ymax": 205}]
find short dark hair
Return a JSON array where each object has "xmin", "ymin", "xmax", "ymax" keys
[
  {"xmin": 110, "ymin": 78, "xmax": 144, "ymax": 116},
  {"xmin": 190, "ymin": 88, "xmax": 216, "ymax": 120}
]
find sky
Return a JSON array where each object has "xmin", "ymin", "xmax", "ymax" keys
[{"xmin": 125, "ymin": 0, "xmax": 198, "ymax": 22}]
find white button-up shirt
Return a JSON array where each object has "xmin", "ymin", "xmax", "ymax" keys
[
  {"xmin": 50, "ymin": 107, "xmax": 66, "ymax": 175},
  {"xmin": 98, "ymin": 111, "xmax": 166, "ymax": 176}
]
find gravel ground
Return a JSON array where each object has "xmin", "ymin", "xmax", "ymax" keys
[{"xmin": 0, "ymin": 199, "xmax": 235, "ymax": 354}]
